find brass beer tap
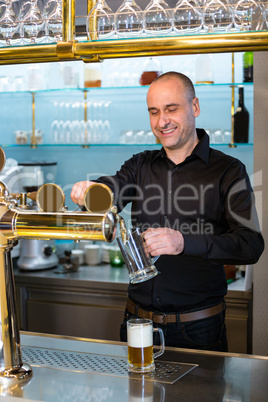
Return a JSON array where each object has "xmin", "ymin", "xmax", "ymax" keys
[{"xmin": 0, "ymin": 148, "xmax": 126, "ymax": 385}]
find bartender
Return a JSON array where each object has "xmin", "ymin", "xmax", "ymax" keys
[{"xmin": 71, "ymin": 72, "xmax": 264, "ymax": 351}]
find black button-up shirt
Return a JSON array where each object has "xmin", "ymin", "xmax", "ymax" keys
[{"xmin": 96, "ymin": 129, "xmax": 264, "ymax": 313}]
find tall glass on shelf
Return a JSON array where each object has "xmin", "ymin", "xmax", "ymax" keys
[
  {"xmin": 144, "ymin": 0, "xmax": 172, "ymax": 36},
  {"xmin": 86, "ymin": 0, "xmax": 114, "ymax": 40},
  {"xmin": 114, "ymin": 0, "xmax": 143, "ymax": 38},
  {"xmin": 172, "ymin": 0, "xmax": 202, "ymax": 34},
  {"xmin": 0, "ymin": 0, "xmax": 20, "ymax": 46}
]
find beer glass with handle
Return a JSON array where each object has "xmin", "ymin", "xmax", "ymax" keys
[{"xmin": 127, "ymin": 318, "xmax": 165, "ymax": 373}]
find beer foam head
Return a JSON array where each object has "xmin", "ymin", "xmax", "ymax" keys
[{"xmin": 127, "ymin": 324, "xmax": 153, "ymax": 348}]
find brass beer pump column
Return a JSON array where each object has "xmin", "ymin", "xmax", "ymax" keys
[
  {"xmin": 62, "ymin": 0, "xmax": 76, "ymax": 42},
  {"xmin": 0, "ymin": 167, "xmax": 32, "ymax": 384},
  {"xmin": 0, "ymin": 148, "xmax": 121, "ymax": 384}
]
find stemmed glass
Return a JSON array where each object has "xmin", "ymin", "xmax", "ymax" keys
[
  {"xmin": 43, "ymin": 0, "xmax": 57, "ymax": 17},
  {"xmin": 0, "ymin": 0, "xmax": 20, "ymax": 46},
  {"xmin": 144, "ymin": 0, "xmax": 172, "ymax": 36},
  {"xmin": 114, "ymin": 0, "xmax": 143, "ymax": 38},
  {"xmin": 42, "ymin": 0, "xmax": 59, "ymax": 37},
  {"xmin": 172, "ymin": 0, "xmax": 203, "ymax": 34},
  {"xmin": 86, "ymin": 0, "xmax": 114, "ymax": 40},
  {"xmin": 47, "ymin": 0, "xmax": 62, "ymax": 41},
  {"xmin": 263, "ymin": 1, "xmax": 268, "ymax": 29},
  {"xmin": 21, "ymin": 0, "xmax": 45, "ymax": 43},
  {"xmin": 203, "ymin": 0, "xmax": 233, "ymax": 33},
  {"xmin": 234, "ymin": 0, "xmax": 264, "ymax": 31}
]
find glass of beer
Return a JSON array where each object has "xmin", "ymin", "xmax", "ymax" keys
[{"xmin": 127, "ymin": 318, "xmax": 165, "ymax": 373}]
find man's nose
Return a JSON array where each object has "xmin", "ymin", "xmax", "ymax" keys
[{"xmin": 157, "ymin": 112, "xmax": 170, "ymax": 128}]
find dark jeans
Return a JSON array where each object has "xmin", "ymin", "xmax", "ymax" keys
[{"xmin": 120, "ymin": 308, "xmax": 228, "ymax": 352}]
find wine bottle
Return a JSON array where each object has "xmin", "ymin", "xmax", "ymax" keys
[
  {"xmin": 243, "ymin": 52, "xmax": 253, "ymax": 83},
  {"xmin": 233, "ymin": 87, "xmax": 249, "ymax": 143}
]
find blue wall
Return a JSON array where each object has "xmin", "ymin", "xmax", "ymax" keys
[{"xmin": 0, "ymin": 53, "xmax": 254, "ymax": 210}]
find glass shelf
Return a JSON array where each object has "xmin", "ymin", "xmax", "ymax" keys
[
  {"xmin": 78, "ymin": 29, "xmax": 268, "ymax": 44},
  {"xmin": 1, "ymin": 143, "xmax": 254, "ymax": 148},
  {"xmin": 0, "ymin": 82, "xmax": 253, "ymax": 96}
]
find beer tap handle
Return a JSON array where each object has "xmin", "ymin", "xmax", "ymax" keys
[
  {"xmin": 11, "ymin": 192, "xmax": 29, "ymax": 208},
  {"xmin": 27, "ymin": 191, "xmax": 37, "ymax": 202}
]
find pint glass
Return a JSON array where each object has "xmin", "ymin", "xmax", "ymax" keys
[{"xmin": 127, "ymin": 318, "xmax": 165, "ymax": 373}]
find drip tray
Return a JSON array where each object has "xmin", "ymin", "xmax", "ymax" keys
[{"xmin": 22, "ymin": 346, "xmax": 198, "ymax": 384}]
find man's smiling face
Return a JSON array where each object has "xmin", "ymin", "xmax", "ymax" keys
[{"xmin": 147, "ymin": 76, "xmax": 200, "ymax": 152}]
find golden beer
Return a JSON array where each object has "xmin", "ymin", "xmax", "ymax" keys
[
  {"xmin": 127, "ymin": 318, "xmax": 157, "ymax": 373},
  {"xmin": 127, "ymin": 318, "xmax": 164, "ymax": 373},
  {"xmin": 128, "ymin": 345, "xmax": 153, "ymax": 368}
]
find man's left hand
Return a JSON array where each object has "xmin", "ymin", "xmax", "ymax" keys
[{"xmin": 143, "ymin": 228, "xmax": 184, "ymax": 256}]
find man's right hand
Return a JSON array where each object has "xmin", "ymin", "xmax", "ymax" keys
[{"xmin": 70, "ymin": 181, "xmax": 95, "ymax": 205}]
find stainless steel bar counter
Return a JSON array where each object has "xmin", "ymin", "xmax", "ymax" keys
[{"xmin": 1, "ymin": 332, "xmax": 268, "ymax": 401}]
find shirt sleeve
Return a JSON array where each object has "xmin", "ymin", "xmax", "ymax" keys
[
  {"xmin": 183, "ymin": 163, "xmax": 265, "ymax": 265},
  {"xmin": 94, "ymin": 153, "xmax": 140, "ymax": 213}
]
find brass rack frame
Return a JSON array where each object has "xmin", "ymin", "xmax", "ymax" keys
[{"xmin": 0, "ymin": 0, "xmax": 267, "ymax": 65}]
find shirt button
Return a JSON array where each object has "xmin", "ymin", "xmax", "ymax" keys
[
  {"xmin": 169, "ymin": 190, "xmax": 172, "ymax": 193},
  {"xmin": 155, "ymin": 297, "xmax": 160, "ymax": 302},
  {"xmin": 164, "ymin": 216, "xmax": 168, "ymax": 219}
]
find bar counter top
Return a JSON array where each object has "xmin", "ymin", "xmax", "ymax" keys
[
  {"xmin": 13, "ymin": 261, "xmax": 251, "ymax": 298},
  {"xmin": 1, "ymin": 332, "xmax": 267, "ymax": 402}
]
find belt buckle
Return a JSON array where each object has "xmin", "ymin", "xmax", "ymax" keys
[
  {"xmin": 161, "ymin": 313, "xmax": 168, "ymax": 325},
  {"xmin": 152, "ymin": 312, "xmax": 167, "ymax": 325}
]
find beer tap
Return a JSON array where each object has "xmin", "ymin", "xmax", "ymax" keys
[{"xmin": 0, "ymin": 148, "xmax": 126, "ymax": 385}]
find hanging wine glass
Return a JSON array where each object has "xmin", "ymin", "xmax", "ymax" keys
[
  {"xmin": 0, "ymin": 2, "xmax": 6, "ymax": 20},
  {"xmin": 19, "ymin": 0, "xmax": 44, "ymax": 37},
  {"xmin": 42, "ymin": 0, "xmax": 59, "ymax": 37},
  {"xmin": 144, "ymin": 0, "xmax": 172, "ymax": 36},
  {"xmin": 172, "ymin": 0, "xmax": 202, "ymax": 34},
  {"xmin": 203, "ymin": 0, "xmax": 233, "ymax": 33},
  {"xmin": 18, "ymin": 0, "xmax": 31, "ymax": 39},
  {"xmin": 22, "ymin": 0, "xmax": 45, "ymax": 43},
  {"xmin": 234, "ymin": 0, "xmax": 264, "ymax": 31},
  {"xmin": 263, "ymin": 1, "xmax": 268, "ymax": 29},
  {"xmin": 43, "ymin": 0, "xmax": 57, "ymax": 17},
  {"xmin": 114, "ymin": 0, "xmax": 143, "ymax": 38},
  {"xmin": 0, "ymin": 0, "xmax": 20, "ymax": 46},
  {"xmin": 86, "ymin": 0, "xmax": 114, "ymax": 40},
  {"xmin": 47, "ymin": 0, "xmax": 62, "ymax": 42}
]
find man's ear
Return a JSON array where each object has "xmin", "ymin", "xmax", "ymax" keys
[{"xmin": 193, "ymin": 97, "xmax": 200, "ymax": 118}]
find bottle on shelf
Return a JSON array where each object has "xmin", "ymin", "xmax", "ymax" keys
[
  {"xmin": 139, "ymin": 57, "xmax": 162, "ymax": 86},
  {"xmin": 233, "ymin": 86, "xmax": 249, "ymax": 144},
  {"xmin": 243, "ymin": 52, "xmax": 253, "ymax": 83}
]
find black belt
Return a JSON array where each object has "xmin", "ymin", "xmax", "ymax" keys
[{"xmin": 126, "ymin": 298, "xmax": 225, "ymax": 325}]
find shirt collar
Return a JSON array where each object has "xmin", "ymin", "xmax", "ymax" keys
[
  {"xmin": 194, "ymin": 128, "xmax": 210, "ymax": 164},
  {"xmin": 152, "ymin": 128, "xmax": 210, "ymax": 165}
]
